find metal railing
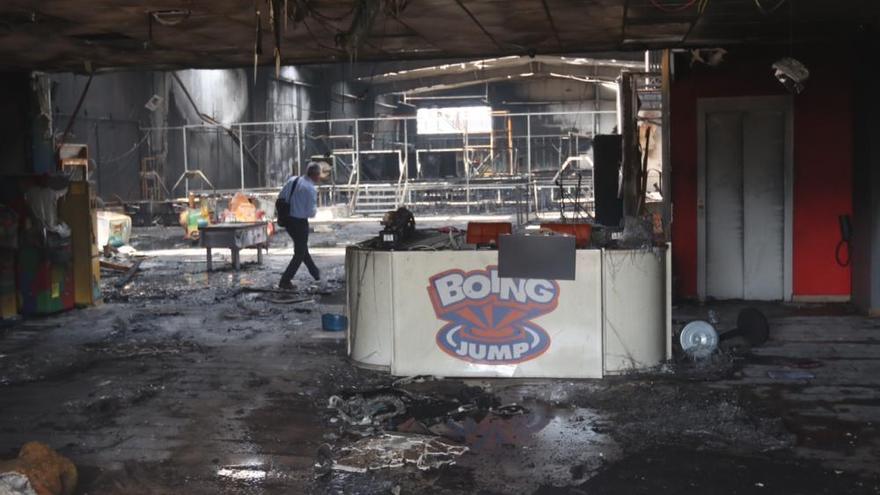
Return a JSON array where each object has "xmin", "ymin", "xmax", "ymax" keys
[{"xmin": 142, "ymin": 109, "xmax": 615, "ymax": 216}]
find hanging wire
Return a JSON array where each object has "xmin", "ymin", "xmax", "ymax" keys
[
  {"xmin": 698, "ymin": 0, "xmax": 710, "ymax": 15},
  {"xmin": 309, "ymin": 3, "xmax": 357, "ymax": 21},
  {"xmin": 100, "ymin": 130, "xmax": 151, "ymax": 164},
  {"xmin": 648, "ymin": 0, "xmax": 698, "ymax": 13},
  {"xmin": 754, "ymin": 0, "xmax": 787, "ymax": 15}
]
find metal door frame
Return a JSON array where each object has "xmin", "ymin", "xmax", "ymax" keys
[{"xmin": 696, "ymin": 96, "xmax": 793, "ymax": 301}]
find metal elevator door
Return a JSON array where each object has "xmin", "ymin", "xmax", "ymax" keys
[{"xmin": 704, "ymin": 107, "xmax": 786, "ymax": 300}]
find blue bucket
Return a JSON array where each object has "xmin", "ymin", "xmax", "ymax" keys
[{"xmin": 322, "ymin": 313, "xmax": 348, "ymax": 332}]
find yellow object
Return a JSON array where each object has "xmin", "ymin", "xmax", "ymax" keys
[
  {"xmin": 0, "ymin": 262, "xmax": 15, "ymax": 318},
  {"xmin": 179, "ymin": 207, "xmax": 210, "ymax": 240},
  {"xmin": 0, "ymin": 294, "xmax": 14, "ymax": 319},
  {"xmin": 0, "ymin": 441, "xmax": 78, "ymax": 495},
  {"xmin": 59, "ymin": 181, "xmax": 101, "ymax": 307}
]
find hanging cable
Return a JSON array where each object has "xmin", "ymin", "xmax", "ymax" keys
[
  {"xmin": 836, "ymin": 215, "xmax": 853, "ymax": 267},
  {"xmin": 754, "ymin": 0, "xmax": 787, "ymax": 15},
  {"xmin": 648, "ymin": 0, "xmax": 698, "ymax": 13},
  {"xmin": 56, "ymin": 73, "xmax": 93, "ymax": 156},
  {"xmin": 698, "ymin": 0, "xmax": 710, "ymax": 15},
  {"xmin": 836, "ymin": 239, "xmax": 852, "ymax": 267},
  {"xmin": 99, "ymin": 131, "xmax": 151, "ymax": 164}
]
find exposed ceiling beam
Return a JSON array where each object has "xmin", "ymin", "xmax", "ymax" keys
[
  {"xmin": 389, "ymin": 16, "xmax": 443, "ymax": 52},
  {"xmin": 452, "ymin": 0, "xmax": 504, "ymax": 50},
  {"xmin": 539, "ymin": 0, "xmax": 564, "ymax": 51},
  {"xmin": 364, "ymin": 61, "xmax": 620, "ymax": 96},
  {"xmin": 360, "ymin": 55, "xmax": 643, "ymax": 85}
]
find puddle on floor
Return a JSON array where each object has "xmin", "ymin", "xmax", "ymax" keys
[{"xmin": 447, "ymin": 401, "xmax": 618, "ymax": 490}]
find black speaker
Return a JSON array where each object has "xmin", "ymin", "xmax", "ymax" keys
[{"xmin": 593, "ymin": 134, "xmax": 623, "ymax": 227}]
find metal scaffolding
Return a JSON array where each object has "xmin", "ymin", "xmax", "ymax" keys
[{"xmin": 143, "ymin": 109, "xmax": 620, "ymax": 216}]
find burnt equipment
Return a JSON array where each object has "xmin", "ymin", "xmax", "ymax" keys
[
  {"xmin": 379, "ymin": 207, "xmax": 415, "ymax": 249},
  {"xmin": 679, "ymin": 307, "xmax": 770, "ymax": 359},
  {"xmin": 593, "ymin": 134, "xmax": 623, "ymax": 227}
]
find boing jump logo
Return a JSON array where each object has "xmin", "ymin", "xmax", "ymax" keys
[{"xmin": 427, "ymin": 266, "xmax": 560, "ymax": 365}]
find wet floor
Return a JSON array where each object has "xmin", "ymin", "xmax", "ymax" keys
[{"xmin": 0, "ymin": 222, "xmax": 879, "ymax": 494}]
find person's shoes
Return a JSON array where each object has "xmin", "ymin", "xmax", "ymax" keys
[
  {"xmin": 310, "ymin": 268, "xmax": 321, "ymax": 281},
  {"xmin": 278, "ymin": 280, "xmax": 295, "ymax": 291}
]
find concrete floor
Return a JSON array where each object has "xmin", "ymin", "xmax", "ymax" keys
[{"xmin": 1, "ymin": 219, "xmax": 879, "ymax": 494}]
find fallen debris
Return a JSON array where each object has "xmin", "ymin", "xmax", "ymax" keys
[
  {"xmin": 115, "ymin": 259, "xmax": 143, "ymax": 288},
  {"xmin": 391, "ymin": 375, "xmax": 439, "ymax": 387},
  {"xmin": 678, "ymin": 308, "xmax": 771, "ymax": 360},
  {"xmin": 332, "ymin": 433, "xmax": 467, "ymax": 473},
  {"xmin": 98, "ymin": 259, "xmax": 130, "ymax": 272},
  {"xmin": 0, "ymin": 442, "xmax": 77, "ymax": 495},
  {"xmin": 99, "ymin": 257, "xmax": 145, "ymax": 288},
  {"xmin": 326, "ymin": 382, "xmax": 501, "ymax": 431},
  {"xmin": 0, "ymin": 473, "xmax": 35, "ymax": 495},
  {"xmin": 678, "ymin": 320, "xmax": 719, "ymax": 360},
  {"xmin": 328, "ymin": 392, "xmax": 407, "ymax": 426},
  {"xmin": 489, "ymin": 404, "xmax": 528, "ymax": 417}
]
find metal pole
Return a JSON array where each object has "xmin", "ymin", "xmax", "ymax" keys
[
  {"xmin": 620, "ymin": 72, "xmax": 638, "ymax": 218},
  {"xmin": 295, "ymin": 122, "xmax": 302, "ymax": 177},
  {"xmin": 526, "ymin": 115, "xmax": 532, "ymax": 217},
  {"xmin": 464, "ymin": 127, "xmax": 470, "ymax": 214},
  {"xmin": 403, "ymin": 119, "xmax": 408, "ymax": 181},
  {"xmin": 661, "ymin": 48, "xmax": 673, "ymax": 236},
  {"xmin": 137, "ymin": 109, "xmax": 616, "ymax": 131},
  {"xmin": 354, "ymin": 119, "xmax": 360, "ymax": 186},
  {"xmin": 238, "ymin": 124, "xmax": 245, "ymax": 191},
  {"xmin": 182, "ymin": 127, "xmax": 189, "ymax": 196},
  {"xmin": 593, "ymin": 66, "xmax": 600, "ymax": 137},
  {"xmin": 616, "ymin": 77, "xmax": 624, "ymax": 136}
]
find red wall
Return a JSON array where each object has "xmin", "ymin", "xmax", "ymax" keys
[{"xmin": 670, "ymin": 48, "xmax": 853, "ymax": 299}]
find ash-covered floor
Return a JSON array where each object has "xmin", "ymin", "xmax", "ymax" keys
[{"xmin": 1, "ymin": 218, "xmax": 879, "ymax": 494}]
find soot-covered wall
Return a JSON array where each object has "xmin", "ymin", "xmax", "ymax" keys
[
  {"xmin": 0, "ymin": 72, "xmax": 32, "ymax": 176},
  {"xmin": 52, "ymin": 66, "xmax": 323, "ymax": 199}
]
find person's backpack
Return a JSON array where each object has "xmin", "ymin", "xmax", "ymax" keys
[{"xmin": 275, "ymin": 176, "xmax": 300, "ymax": 228}]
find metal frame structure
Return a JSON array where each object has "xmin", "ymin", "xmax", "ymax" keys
[{"xmin": 143, "ymin": 109, "xmax": 620, "ymax": 216}]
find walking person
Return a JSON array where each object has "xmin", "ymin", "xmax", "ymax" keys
[{"xmin": 277, "ymin": 162, "xmax": 322, "ymax": 290}]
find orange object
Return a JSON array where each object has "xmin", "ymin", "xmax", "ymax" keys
[
  {"xmin": 228, "ymin": 192, "xmax": 257, "ymax": 222},
  {"xmin": 540, "ymin": 223, "xmax": 592, "ymax": 248},
  {"xmin": 466, "ymin": 222, "xmax": 512, "ymax": 246},
  {"xmin": 0, "ymin": 441, "xmax": 78, "ymax": 495}
]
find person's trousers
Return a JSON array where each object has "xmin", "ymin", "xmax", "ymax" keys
[{"xmin": 281, "ymin": 218, "xmax": 319, "ymax": 283}]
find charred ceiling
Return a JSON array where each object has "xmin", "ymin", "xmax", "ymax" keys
[{"xmin": 0, "ymin": 0, "xmax": 876, "ymax": 72}]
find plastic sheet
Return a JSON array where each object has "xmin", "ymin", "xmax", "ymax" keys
[{"xmin": 24, "ymin": 187, "xmax": 69, "ymax": 238}]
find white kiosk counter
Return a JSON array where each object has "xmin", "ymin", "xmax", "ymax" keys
[{"xmin": 346, "ymin": 245, "xmax": 671, "ymax": 378}]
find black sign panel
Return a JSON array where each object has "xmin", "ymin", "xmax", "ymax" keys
[{"xmin": 497, "ymin": 234, "xmax": 576, "ymax": 281}]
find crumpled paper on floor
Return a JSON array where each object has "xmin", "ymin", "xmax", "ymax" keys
[
  {"xmin": 0, "ymin": 473, "xmax": 37, "ymax": 495},
  {"xmin": 333, "ymin": 433, "xmax": 468, "ymax": 473}
]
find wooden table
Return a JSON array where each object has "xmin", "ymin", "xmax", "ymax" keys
[{"xmin": 199, "ymin": 222, "xmax": 269, "ymax": 271}]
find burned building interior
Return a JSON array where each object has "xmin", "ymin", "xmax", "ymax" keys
[{"xmin": 1, "ymin": 0, "xmax": 880, "ymax": 493}]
